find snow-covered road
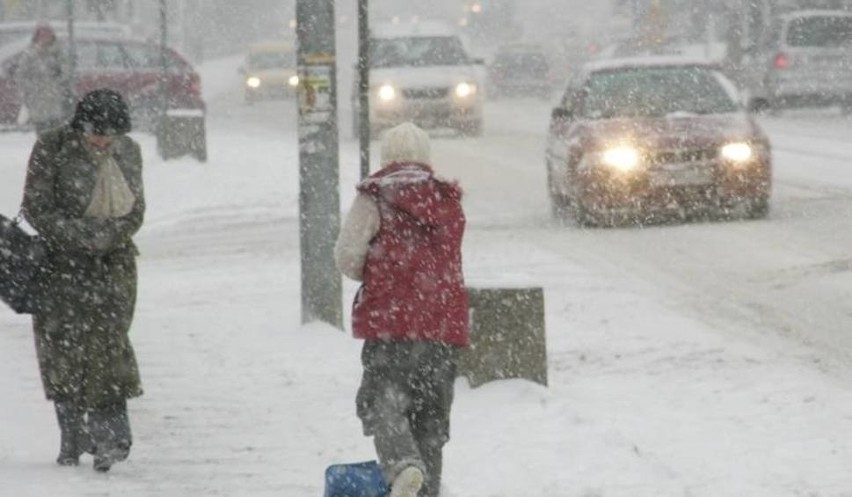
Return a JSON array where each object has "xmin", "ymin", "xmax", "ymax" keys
[{"xmin": 2, "ymin": 57, "xmax": 852, "ymax": 496}]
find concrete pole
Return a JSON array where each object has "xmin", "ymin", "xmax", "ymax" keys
[
  {"xmin": 296, "ymin": 0, "xmax": 342, "ymax": 328},
  {"xmin": 66, "ymin": 0, "xmax": 76, "ymax": 97},
  {"xmin": 358, "ymin": 0, "xmax": 370, "ymax": 180},
  {"xmin": 159, "ymin": 0, "xmax": 167, "ymax": 116}
]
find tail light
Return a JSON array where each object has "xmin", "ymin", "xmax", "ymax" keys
[{"xmin": 773, "ymin": 52, "xmax": 790, "ymax": 70}]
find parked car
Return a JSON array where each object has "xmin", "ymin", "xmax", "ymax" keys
[
  {"xmin": 743, "ymin": 9, "xmax": 852, "ymax": 113},
  {"xmin": 545, "ymin": 57, "xmax": 772, "ymax": 226},
  {"xmin": 0, "ymin": 35, "xmax": 204, "ymax": 130},
  {"xmin": 487, "ymin": 43, "xmax": 553, "ymax": 98},
  {"xmin": 240, "ymin": 40, "xmax": 298, "ymax": 103},
  {"xmin": 352, "ymin": 20, "xmax": 484, "ymax": 137}
]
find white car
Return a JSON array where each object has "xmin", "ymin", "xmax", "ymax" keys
[
  {"xmin": 743, "ymin": 9, "xmax": 852, "ymax": 113},
  {"xmin": 353, "ymin": 20, "xmax": 484, "ymax": 137}
]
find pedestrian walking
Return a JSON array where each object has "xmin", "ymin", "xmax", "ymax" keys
[
  {"xmin": 14, "ymin": 24, "xmax": 71, "ymax": 135},
  {"xmin": 22, "ymin": 88, "xmax": 144, "ymax": 472},
  {"xmin": 335, "ymin": 122, "xmax": 469, "ymax": 497}
]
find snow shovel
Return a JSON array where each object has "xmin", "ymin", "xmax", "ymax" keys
[{"xmin": 324, "ymin": 460, "xmax": 388, "ymax": 497}]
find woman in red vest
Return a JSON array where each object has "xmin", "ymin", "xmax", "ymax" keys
[{"xmin": 335, "ymin": 122, "xmax": 469, "ymax": 497}]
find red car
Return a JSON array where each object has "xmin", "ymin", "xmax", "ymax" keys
[
  {"xmin": 545, "ymin": 58, "xmax": 772, "ymax": 226},
  {"xmin": 0, "ymin": 36, "xmax": 204, "ymax": 130}
]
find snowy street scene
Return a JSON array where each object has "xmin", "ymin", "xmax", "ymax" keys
[{"xmin": 2, "ymin": 0, "xmax": 852, "ymax": 496}]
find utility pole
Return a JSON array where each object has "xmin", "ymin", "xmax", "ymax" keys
[
  {"xmin": 66, "ymin": 0, "xmax": 76, "ymax": 99},
  {"xmin": 296, "ymin": 0, "xmax": 342, "ymax": 328},
  {"xmin": 158, "ymin": 0, "xmax": 167, "ymax": 117},
  {"xmin": 358, "ymin": 0, "xmax": 370, "ymax": 180}
]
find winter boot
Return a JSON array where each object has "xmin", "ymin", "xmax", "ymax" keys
[
  {"xmin": 89, "ymin": 402, "xmax": 132, "ymax": 472},
  {"xmin": 390, "ymin": 466, "xmax": 424, "ymax": 497},
  {"xmin": 93, "ymin": 440, "xmax": 130, "ymax": 473},
  {"xmin": 54, "ymin": 401, "xmax": 84, "ymax": 466}
]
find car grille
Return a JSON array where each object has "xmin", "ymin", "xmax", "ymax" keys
[
  {"xmin": 646, "ymin": 148, "xmax": 718, "ymax": 165},
  {"xmin": 402, "ymin": 87, "xmax": 450, "ymax": 100}
]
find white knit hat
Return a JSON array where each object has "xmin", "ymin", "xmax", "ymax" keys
[{"xmin": 380, "ymin": 122, "xmax": 431, "ymax": 167}]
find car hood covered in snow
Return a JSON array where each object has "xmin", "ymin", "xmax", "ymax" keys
[
  {"xmin": 576, "ymin": 112, "xmax": 767, "ymax": 150},
  {"xmin": 369, "ymin": 65, "xmax": 481, "ymax": 89}
]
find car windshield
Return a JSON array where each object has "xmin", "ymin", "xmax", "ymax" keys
[
  {"xmin": 786, "ymin": 16, "xmax": 852, "ymax": 47},
  {"xmin": 582, "ymin": 66, "xmax": 738, "ymax": 119},
  {"xmin": 370, "ymin": 36, "xmax": 470, "ymax": 67},
  {"xmin": 248, "ymin": 51, "xmax": 293, "ymax": 70}
]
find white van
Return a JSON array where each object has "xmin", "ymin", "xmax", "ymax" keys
[
  {"xmin": 745, "ymin": 10, "xmax": 852, "ymax": 112},
  {"xmin": 352, "ymin": 20, "xmax": 484, "ymax": 137}
]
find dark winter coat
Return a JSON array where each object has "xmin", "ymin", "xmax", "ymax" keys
[
  {"xmin": 22, "ymin": 125, "xmax": 144, "ymax": 408},
  {"xmin": 353, "ymin": 162, "xmax": 469, "ymax": 346}
]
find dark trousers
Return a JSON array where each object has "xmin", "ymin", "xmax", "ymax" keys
[
  {"xmin": 357, "ymin": 341, "xmax": 458, "ymax": 497},
  {"xmin": 54, "ymin": 400, "xmax": 132, "ymax": 465}
]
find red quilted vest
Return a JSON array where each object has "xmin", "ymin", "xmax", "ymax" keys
[{"xmin": 352, "ymin": 162, "xmax": 469, "ymax": 346}]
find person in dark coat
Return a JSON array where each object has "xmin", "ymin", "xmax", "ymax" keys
[
  {"xmin": 22, "ymin": 88, "xmax": 144, "ymax": 472},
  {"xmin": 13, "ymin": 24, "xmax": 71, "ymax": 135},
  {"xmin": 335, "ymin": 122, "xmax": 469, "ymax": 497}
]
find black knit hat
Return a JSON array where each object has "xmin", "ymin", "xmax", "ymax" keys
[{"xmin": 70, "ymin": 88, "xmax": 132, "ymax": 135}]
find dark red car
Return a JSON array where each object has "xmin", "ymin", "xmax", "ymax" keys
[
  {"xmin": 545, "ymin": 58, "xmax": 772, "ymax": 226},
  {"xmin": 0, "ymin": 36, "xmax": 204, "ymax": 130}
]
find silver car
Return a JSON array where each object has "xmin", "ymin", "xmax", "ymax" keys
[
  {"xmin": 352, "ymin": 21, "xmax": 485, "ymax": 138},
  {"xmin": 745, "ymin": 10, "xmax": 852, "ymax": 113}
]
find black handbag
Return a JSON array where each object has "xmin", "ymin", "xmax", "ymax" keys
[{"xmin": 0, "ymin": 212, "xmax": 48, "ymax": 314}]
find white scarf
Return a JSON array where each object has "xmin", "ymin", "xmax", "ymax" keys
[{"xmin": 84, "ymin": 146, "xmax": 135, "ymax": 219}]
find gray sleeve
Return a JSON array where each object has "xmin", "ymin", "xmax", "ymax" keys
[{"xmin": 334, "ymin": 192, "xmax": 380, "ymax": 281}]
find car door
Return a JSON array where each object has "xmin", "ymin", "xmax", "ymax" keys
[
  {"xmin": 546, "ymin": 79, "xmax": 584, "ymax": 197},
  {"xmin": 117, "ymin": 41, "xmax": 161, "ymax": 106}
]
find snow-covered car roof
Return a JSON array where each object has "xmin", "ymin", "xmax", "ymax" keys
[
  {"xmin": 0, "ymin": 35, "xmax": 173, "ymax": 66},
  {"xmin": 371, "ymin": 19, "xmax": 458, "ymax": 39},
  {"xmin": 778, "ymin": 8, "xmax": 852, "ymax": 20},
  {"xmin": 582, "ymin": 56, "xmax": 722, "ymax": 76}
]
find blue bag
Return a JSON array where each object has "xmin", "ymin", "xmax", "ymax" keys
[{"xmin": 324, "ymin": 460, "xmax": 388, "ymax": 497}]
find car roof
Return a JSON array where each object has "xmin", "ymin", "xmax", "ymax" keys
[
  {"xmin": 582, "ymin": 56, "xmax": 721, "ymax": 76},
  {"xmin": 780, "ymin": 9, "xmax": 852, "ymax": 21},
  {"xmin": 0, "ymin": 35, "xmax": 175, "ymax": 63},
  {"xmin": 248, "ymin": 40, "xmax": 295, "ymax": 53},
  {"xmin": 371, "ymin": 19, "xmax": 458, "ymax": 38}
]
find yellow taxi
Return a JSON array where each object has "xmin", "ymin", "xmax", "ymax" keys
[{"xmin": 241, "ymin": 41, "xmax": 298, "ymax": 103}]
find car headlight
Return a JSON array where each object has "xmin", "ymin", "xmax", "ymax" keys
[
  {"xmin": 288, "ymin": 75, "xmax": 299, "ymax": 87},
  {"xmin": 246, "ymin": 76, "xmax": 261, "ymax": 89},
  {"xmin": 721, "ymin": 142, "xmax": 753, "ymax": 162},
  {"xmin": 378, "ymin": 84, "xmax": 397, "ymax": 101},
  {"xmin": 455, "ymin": 82, "xmax": 476, "ymax": 98},
  {"xmin": 601, "ymin": 146, "xmax": 641, "ymax": 172}
]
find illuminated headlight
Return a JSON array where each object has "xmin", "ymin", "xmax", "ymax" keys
[
  {"xmin": 246, "ymin": 76, "xmax": 261, "ymax": 89},
  {"xmin": 288, "ymin": 75, "xmax": 299, "ymax": 87},
  {"xmin": 378, "ymin": 84, "xmax": 397, "ymax": 101},
  {"xmin": 721, "ymin": 142, "xmax": 753, "ymax": 162},
  {"xmin": 455, "ymin": 82, "xmax": 476, "ymax": 98},
  {"xmin": 601, "ymin": 146, "xmax": 640, "ymax": 172}
]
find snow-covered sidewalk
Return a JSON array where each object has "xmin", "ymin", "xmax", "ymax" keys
[{"xmin": 1, "ymin": 59, "xmax": 852, "ymax": 496}]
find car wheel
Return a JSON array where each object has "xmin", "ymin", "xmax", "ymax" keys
[
  {"xmin": 744, "ymin": 197, "xmax": 770, "ymax": 219},
  {"xmin": 747, "ymin": 98, "xmax": 770, "ymax": 114},
  {"xmin": 574, "ymin": 198, "xmax": 598, "ymax": 228},
  {"xmin": 459, "ymin": 119, "xmax": 483, "ymax": 138},
  {"xmin": 549, "ymin": 192, "xmax": 570, "ymax": 221}
]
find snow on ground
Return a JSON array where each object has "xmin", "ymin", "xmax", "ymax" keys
[{"xmin": 2, "ymin": 56, "xmax": 852, "ymax": 496}]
